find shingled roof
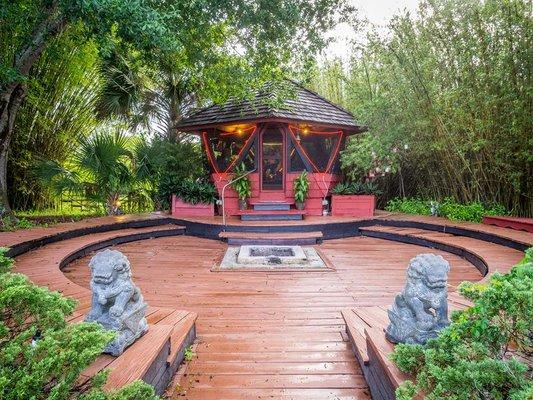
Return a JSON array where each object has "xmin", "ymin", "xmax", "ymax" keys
[{"xmin": 176, "ymin": 80, "xmax": 366, "ymax": 132}]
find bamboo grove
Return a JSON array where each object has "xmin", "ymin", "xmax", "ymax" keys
[{"xmin": 310, "ymin": 0, "xmax": 532, "ymax": 216}]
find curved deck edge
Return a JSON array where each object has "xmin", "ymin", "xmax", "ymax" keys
[{"xmin": 5, "ymin": 215, "xmax": 527, "ymax": 280}]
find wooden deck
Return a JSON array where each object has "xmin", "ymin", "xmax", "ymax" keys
[
  {"xmin": 2, "ymin": 212, "xmax": 530, "ymax": 399},
  {"xmin": 61, "ymin": 235, "xmax": 488, "ymax": 399}
]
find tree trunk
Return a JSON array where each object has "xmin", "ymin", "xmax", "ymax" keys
[
  {"xmin": 0, "ymin": 84, "xmax": 26, "ymax": 215},
  {"xmin": 0, "ymin": 5, "xmax": 65, "ymax": 215}
]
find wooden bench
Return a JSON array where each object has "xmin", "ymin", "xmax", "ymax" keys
[{"xmin": 483, "ymin": 216, "xmax": 533, "ymax": 233}]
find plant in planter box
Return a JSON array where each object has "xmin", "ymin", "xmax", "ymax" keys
[
  {"xmin": 231, "ymin": 163, "xmax": 252, "ymax": 210},
  {"xmin": 331, "ymin": 181, "xmax": 382, "ymax": 217},
  {"xmin": 293, "ymin": 171, "xmax": 309, "ymax": 210},
  {"xmin": 331, "ymin": 181, "xmax": 382, "ymax": 196},
  {"xmin": 175, "ymin": 180, "xmax": 217, "ymax": 205}
]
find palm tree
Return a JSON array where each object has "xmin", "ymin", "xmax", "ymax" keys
[{"xmin": 37, "ymin": 129, "xmax": 145, "ymax": 215}]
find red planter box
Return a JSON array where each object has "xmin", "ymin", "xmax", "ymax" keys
[
  {"xmin": 171, "ymin": 195, "xmax": 214, "ymax": 217},
  {"xmin": 331, "ymin": 195, "xmax": 375, "ymax": 218}
]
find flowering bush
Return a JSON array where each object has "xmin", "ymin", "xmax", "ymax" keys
[{"xmin": 340, "ymin": 132, "xmax": 406, "ymax": 182}]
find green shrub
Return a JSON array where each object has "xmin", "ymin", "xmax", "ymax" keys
[
  {"xmin": 174, "ymin": 180, "xmax": 217, "ymax": 205},
  {"xmin": 0, "ymin": 247, "xmax": 159, "ymax": 400},
  {"xmin": 391, "ymin": 248, "xmax": 533, "ymax": 400},
  {"xmin": 385, "ymin": 198, "xmax": 431, "ymax": 215},
  {"xmin": 439, "ymin": 198, "xmax": 507, "ymax": 222},
  {"xmin": 148, "ymin": 139, "xmax": 207, "ymax": 210},
  {"xmin": 0, "ymin": 216, "xmax": 37, "ymax": 232},
  {"xmin": 385, "ymin": 197, "xmax": 508, "ymax": 222}
]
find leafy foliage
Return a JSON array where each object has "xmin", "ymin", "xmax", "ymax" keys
[
  {"xmin": 135, "ymin": 137, "xmax": 207, "ymax": 210},
  {"xmin": 331, "ymin": 181, "xmax": 382, "ymax": 196},
  {"xmin": 231, "ymin": 163, "xmax": 252, "ymax": 201},
  {"xmin": 386, "ymin": 197, "xmax": 507, "ymax": 222},
  {"xmin": 0, "ymin": 248, "xmax": 159, "ymax": 399},
  {"xmin": 0, "ymin": 0, "xmax": 351, "ymax": 214},
  {"xmin": 174, "ymin": 180, "xmax": 217, "ymax": 205},
  {"xmin": 309, "ymin": 0, "xmax": 532, "ymax": 216},
  {"xmin": 9, "ymin": 28, "xmax": 101, "ymax": 211},
  {"xmin": 293, "ymin": 171, "xmax": 310, "ymax": 203},
  {"xmin": 37, "ymin": 129, "xmax": 153, "ymax": 215},
  {"xmin": 391, "ymin": 248, "xmax": 533, "ymax": 400}
]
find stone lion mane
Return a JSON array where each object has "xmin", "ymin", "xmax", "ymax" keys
[
  {"xmin": 385, "ymin": 253, "xmax": 450, "ymax": 345},
  {"xmin": 84, "ymin": 249, "xmax": 148, "ymax": 356}
]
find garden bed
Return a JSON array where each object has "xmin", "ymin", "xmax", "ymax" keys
[
  {"xmin": 331, "ymin": 194, "xmax": 375, "ymax": 217},
  {"xmin": 171, "ymin": 195, "xmax": 214, "ymax": 217}
]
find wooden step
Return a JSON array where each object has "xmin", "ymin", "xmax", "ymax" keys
[
  {"xmin": 251, "ymin": 202, "xmax": 292, "ymax": 211},
  {"xmin": 238, "ymin": 210, "xmax": 306, "ymax": 221},
  {"xmin": 219, "ymin": 230, "xmax": 323, "ymax": 245},
  {"xmin": 342, "ymin": 307, "xmax": 411, "ymax": 400},
  {"xmin": 359, "ymin": 225, "xmax": 525, "ymax": 279},
  {"xmin": 59, "ymin": 224, "xmax": 186, "ymax": 270}
]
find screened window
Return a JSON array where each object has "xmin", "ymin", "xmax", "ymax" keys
[
  {"xmin": 288, "ymin": 140, "xmax": 308, "ymax": 172},
  {"xmin": 207, "ymin": 129, "xmax": 255, "ymax": 172},
  {"xmin": 299, "ymin": 133, "xmax": 340, "ymax": 172}
]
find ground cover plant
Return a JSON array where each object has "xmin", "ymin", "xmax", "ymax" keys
[
  {"xmin": 391, "ymin": 248, "xmax": 533, "ymax": 399},
  {"xmin": 385, "ymin": 197, "xmax": 508, "ymax": 223},
  {"xmin": 0, "ymin": 247, "xmax": 160, "ymax": 399}
]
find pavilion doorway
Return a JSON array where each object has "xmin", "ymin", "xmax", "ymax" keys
[{"xmin": 260, "ymin": 126, "xmax": 285, "ymax": 199}]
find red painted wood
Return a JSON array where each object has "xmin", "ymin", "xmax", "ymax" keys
[
  {"xmin": 172, "ymin": 196, "xmax": 214, "ymax": 217},
  {"xmin": 331, "ymin": 195, "xmax": 375, "ymax": 218},
  {"xmin": 211, "ymin": 171, "xmax": 340, "ymax": 216},
  {"xmin": 483, "ymin": 216, "xmax": 533, "ymax": 233}
]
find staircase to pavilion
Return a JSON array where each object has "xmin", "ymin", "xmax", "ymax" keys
[{"xmin": 236, "ymin": 201, "xmax": 306, "ymax": 221}]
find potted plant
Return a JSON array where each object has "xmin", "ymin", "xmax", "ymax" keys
[
  {"xmin": 231, "ymin": 163, "xmax": 251, "ymax": 211},
  {"xmin": 293, "ymin": 171, "xmax": 309, "ymax": 210},
  {"xmin": 171, "ymin": 180, "xmax": 217, "ymax": 216},
  {"xmin": 331, "ymin": 181, "xmax": 381, "ymax": 217}
]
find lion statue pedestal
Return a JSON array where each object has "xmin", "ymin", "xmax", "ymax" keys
[
  {"xmin": 385, "ymin": 253, "xmax": 450, "ymax": 345},
  {"xmin": 84, "ymin": 249, "xmax": 148, "ymax": 356}
]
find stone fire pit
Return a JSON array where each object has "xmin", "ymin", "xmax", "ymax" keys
[{"xmin": 219, "ymin": 245, "xmax": 327, "ymax": 270}]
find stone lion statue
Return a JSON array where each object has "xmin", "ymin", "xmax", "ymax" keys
[
  {"xmin": 385, "ymin": 253, "xmax": 450, "ymax": 345},
  {"xmin": 85, "ymin": 249, "xmax": 148, "ymax": 356}
]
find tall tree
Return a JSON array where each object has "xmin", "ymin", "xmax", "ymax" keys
[{"xmin": 0, "ymin": 0, "xmax": 351, "ymax": 214}]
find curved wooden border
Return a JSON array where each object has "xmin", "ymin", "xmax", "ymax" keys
[
  {"xmin": 359, "ymin": 229, "xmax": 488, "ymax": 276},
  {"xmin": 58, "ymin": 227, "xmax": 186, "ymax": 270},
  {"xmin": 6, "ymin": 216, "xmax": 526, "ymax": 279}
]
